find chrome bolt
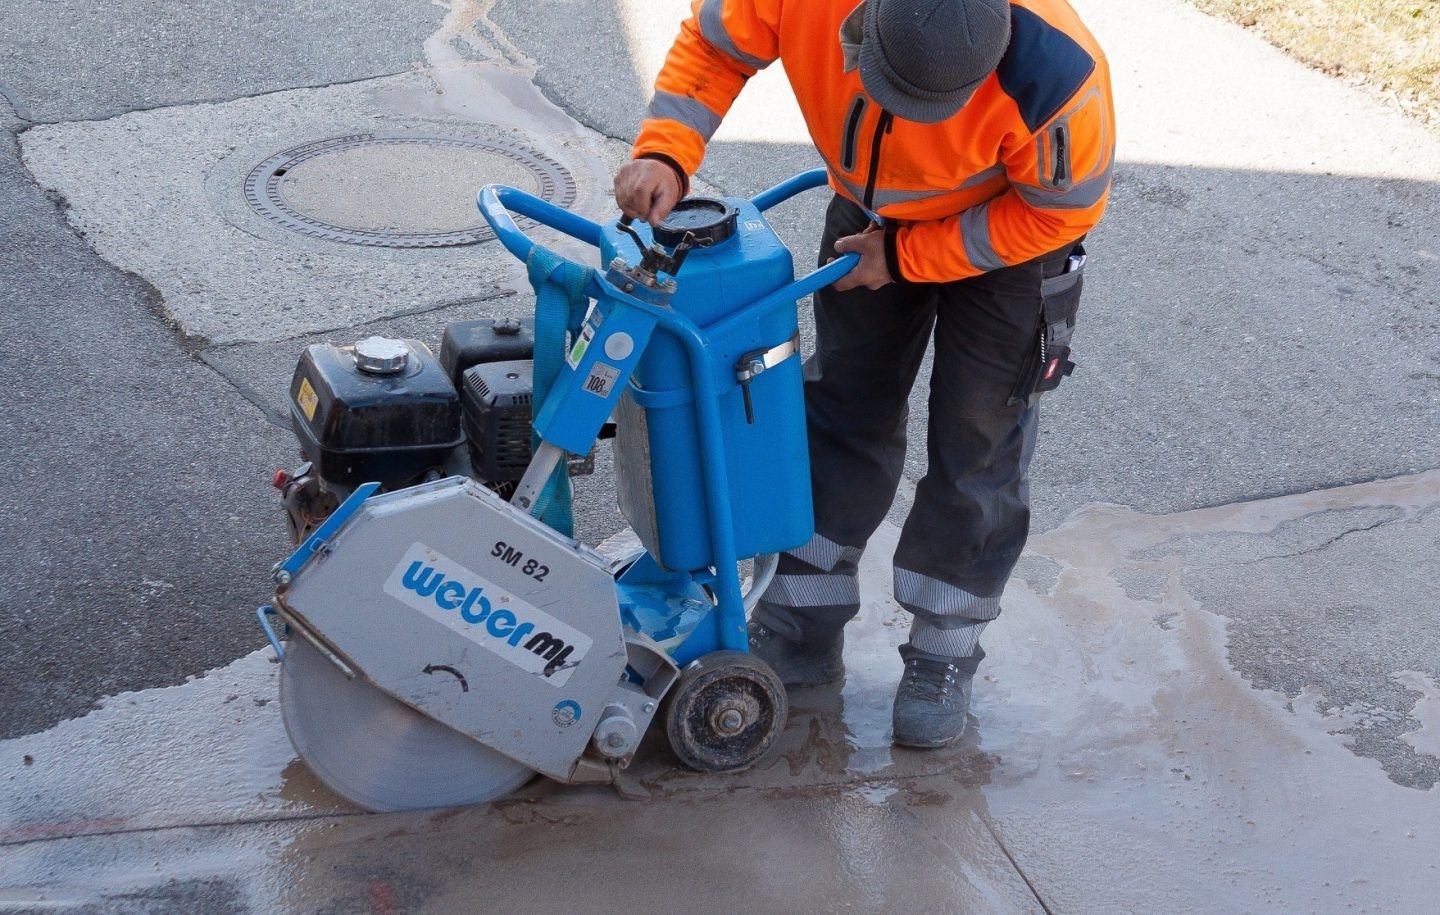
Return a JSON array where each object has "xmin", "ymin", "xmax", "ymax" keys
[
  {"xmin": 273, "ymin": 570, "xmax": 292, "ymax": 586},
  {"xmin": 642, "ymin": 702, "xmax": 656, "ymax": 714}
]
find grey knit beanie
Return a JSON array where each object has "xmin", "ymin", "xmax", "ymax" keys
[{"xmin": 859, "ymin": 0, "xmax": 1012, "ymax": 123}]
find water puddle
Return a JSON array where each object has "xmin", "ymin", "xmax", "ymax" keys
[{"xmin": 977, "ymin": 472, "xmax": 1440, "ymax": 912}]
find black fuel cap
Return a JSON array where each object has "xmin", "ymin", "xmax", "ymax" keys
[{"xmin": 654, "ymin": 197, "xmax": 739, "ymax": 248}]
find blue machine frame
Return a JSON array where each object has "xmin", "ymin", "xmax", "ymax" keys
[
  {"xmin": 476, "ymin": 169, "xmax": 853, "ymax": 667},
  {"xmin": 264, "ymin": 171, "xmax": 853, "ymax": 675}
]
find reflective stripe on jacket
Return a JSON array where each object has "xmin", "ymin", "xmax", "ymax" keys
[{"xmin": 633, "ymin": 0, "xmax": 1116, "ymax": 282}]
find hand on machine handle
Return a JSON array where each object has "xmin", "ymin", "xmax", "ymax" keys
[
  {"xmin": 830, "ymin": 223, "xmax": 894, "ymax": 292},
  {"xmin": 615, "ymin": 159, "xmax": 683, "ymax": 226}
]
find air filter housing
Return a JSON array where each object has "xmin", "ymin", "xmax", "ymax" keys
[
  {"xmin": 439, "ymin": 317, "xmax": 535, "ymax": 389},
  {"xmin": 461, "ymin": 360, "xmax": 535, "ymax": 483}
]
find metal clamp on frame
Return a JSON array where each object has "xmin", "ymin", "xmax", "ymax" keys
[{"xmin": 734, "ymin": 333, "xmax": 801, "ymax": 424}]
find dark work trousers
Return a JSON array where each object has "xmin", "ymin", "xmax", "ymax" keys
[{"xmin": 752, "ymin": 194, "xmax": 1083, "ymax": 665}]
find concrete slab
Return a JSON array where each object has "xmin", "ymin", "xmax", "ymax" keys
[
  {"xmin": 17, "ymin": 65, "xmax": 622, "ymax": 348},
  {"xmin": 980, "ymin": 472, "xmax": 1440, "ymax": 912},
  {"xmin": 3, "ymin": 475, "xmax": 1435, "ymax": 912},
  {"xmin": 0, "ymin": 0, "xmax": 442, "ymax": 123},
  {"xmin": 0, "ymin": 530, "xmax": 1044, "ymax": 913}
]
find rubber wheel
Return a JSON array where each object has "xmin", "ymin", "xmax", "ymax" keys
[{"xmin": 664, "ymin": 650, "xmax": 788, "ymax": 773}]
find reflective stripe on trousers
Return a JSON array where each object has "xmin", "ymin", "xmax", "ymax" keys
[{"xmin": 753, "ymin": 195, "xmax": 1057, "ymax": 662}]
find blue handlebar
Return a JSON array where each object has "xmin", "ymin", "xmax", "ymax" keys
[
  {"xmin": 751, "ymin": 168, "xmax": 830, "ymax": 212},
  {"xmin": 477, "ymin": 184, "xmax": 604, "ymax": 262},
  {"xmin": 477, "ymin": 172, "xmax": 857, "ymax": 294},
  {"xmin": 479, "ymin": 169, "xmax": 837, "ymax": 261}
]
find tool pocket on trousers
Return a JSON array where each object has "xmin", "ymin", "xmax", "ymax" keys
[{"xmin": 1033, "ymin": 244, "xmax": 1085, "ymax": 395}]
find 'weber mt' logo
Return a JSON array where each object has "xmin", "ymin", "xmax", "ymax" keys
[{"xmin": 383, "ymin": 543, "xmax": 592, "ymax": 686}]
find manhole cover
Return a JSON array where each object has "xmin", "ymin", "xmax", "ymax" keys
[{"xmin": 243, "ymin": 133, "xmax": 576, "ymax": 248}]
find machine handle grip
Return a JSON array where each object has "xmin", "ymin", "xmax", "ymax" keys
[
  {"xmin": 751, "ymin": 168, "xmax": 830, "ymax": 212},
  {"xmin": 477, "ymin": 184, "xmax": 605, "ymax": 262},
  {"xmin": 789, "ymin": 252, "xmax": 860, "ymax": 302},
  {"xmin": 700, "ymin": 251, "xmax": 859, "ymax": 340}
]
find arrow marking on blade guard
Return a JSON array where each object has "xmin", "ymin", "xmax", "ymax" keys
[{"xmin": 422, "ymin": 664, "xmax": 470, "ymax": 692}]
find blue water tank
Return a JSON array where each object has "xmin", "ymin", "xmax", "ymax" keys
[{"xmin": 602, "ymin": 198, "xmax": 814, "ymax": 572}]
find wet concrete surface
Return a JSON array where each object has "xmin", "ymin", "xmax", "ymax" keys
[
  {"xmin": 4, "ymin": 475, "xmax": 1438, "ymax": 912},
  {"xmin": 1158, "ymin": 499, "xmax": 1440, "ymax": 789}
]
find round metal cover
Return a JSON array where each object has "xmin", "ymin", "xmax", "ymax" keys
[{"xmin": 244, "ymin": 133, "xmax": 576, "ymax": 248}]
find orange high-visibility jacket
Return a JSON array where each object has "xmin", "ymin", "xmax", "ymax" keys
[{"xmin": 633, "ymin": 0, "xmax": 1115, "ymax": 282}]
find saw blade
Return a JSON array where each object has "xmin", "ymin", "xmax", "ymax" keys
[{"xmin": 280, "ymin": 635, "xmax": 535, "ymax": 812}]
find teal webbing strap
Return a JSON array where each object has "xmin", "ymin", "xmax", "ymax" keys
[{"xmin": 525, "ymin": 246, "xmax": 594, "ymax": 536}]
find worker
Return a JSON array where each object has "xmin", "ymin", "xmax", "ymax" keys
[{"xmin": 615, "ymin": 0, "xmax": 1115, "ymax": 747}]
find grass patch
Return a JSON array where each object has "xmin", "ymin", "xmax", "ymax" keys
[{"xmin": 1191, "ymin": 0, "xmax": 1440, "ymax": 127}]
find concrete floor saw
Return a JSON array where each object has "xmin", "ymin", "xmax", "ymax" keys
[{"xmin": 255, "ymin": 170, "xmax": 856, "ymax": 811}]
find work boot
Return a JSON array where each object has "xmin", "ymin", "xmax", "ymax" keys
[
  {"xmin": 891, "ymin": 655, "xmax": 978, "ymax": 748},
  {"xmin": 747, "ymin": 620, "xmax": 845, "ymax": 687}
]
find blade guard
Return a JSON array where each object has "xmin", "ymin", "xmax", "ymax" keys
[{"xmin": 276, "ymin": 476, "xmax": 634, "ymax": 782}]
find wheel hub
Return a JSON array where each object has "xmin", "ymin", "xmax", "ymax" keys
[
  {"xmin": 709, "ymin": 695, "xmax": 760, "ymax": 737},
  {"xmin": 664, "ymin": 650, "xmax": 789, "ymax": 773}
]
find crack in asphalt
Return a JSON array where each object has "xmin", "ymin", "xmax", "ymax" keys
[
  {"xmin": 0, "ymin": 81, "xmax": 33, "ymax": 127},
  {"xmin": 1157, "ymin": 471, "xmax": 1440, "ymax": 520},
  {"xmin": 1234, "ymin": 512, "xmax": 1408, "ymax": 566},
  {"xmin": 283, "ymin": 288, "xmax": 518, "ymax": 340},
  {"xmin": 195, "ymin": 288, "xmax": 519, "ymax": 429}
]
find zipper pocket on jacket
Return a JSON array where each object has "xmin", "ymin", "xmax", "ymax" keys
[
  {"xmin": 840, "ymin": 95, "xmax": 867, "ymax": 172},
  {"xmin": 1051, "ymin": 122, "xmax": 1070, "ymax": 187},
  {"xmin": 863, "ymin": 110, "xmax": 894, "ymax": 211}
]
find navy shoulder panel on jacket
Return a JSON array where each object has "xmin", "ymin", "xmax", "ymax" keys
[{"xmin": 996, "ymin": 6, "xmax": 1096, "ymax": 133}]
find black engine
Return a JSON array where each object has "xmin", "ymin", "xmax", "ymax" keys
[{"xmin": 276, "ymin": 316, "xmax": 589, "ymax": 543}]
